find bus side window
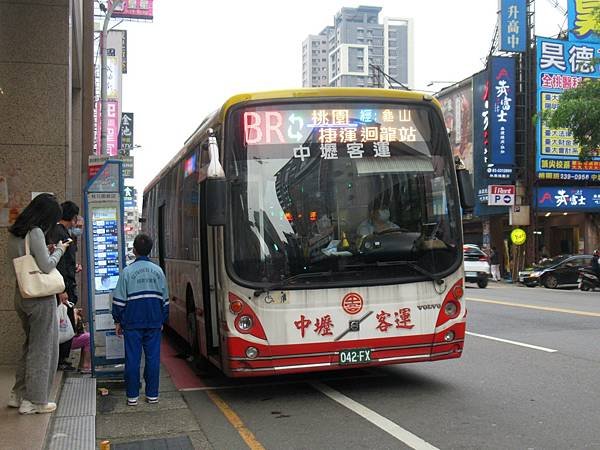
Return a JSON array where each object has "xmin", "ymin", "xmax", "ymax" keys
[{"xmin": 181, "ymin": 149, "xmax": 200, "ymax": 261}]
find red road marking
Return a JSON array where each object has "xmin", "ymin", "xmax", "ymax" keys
[{"xmin": 161, "ymin": 338, "xmax": 205, "ymax": 389}]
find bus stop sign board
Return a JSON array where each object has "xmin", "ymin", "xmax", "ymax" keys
[{"xmin": 84, "ymin": 160, "xmax": 126, "ymax": 379}]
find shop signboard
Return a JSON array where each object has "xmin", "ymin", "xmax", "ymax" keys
[
  {"xmin": 535, "ymin": 186, "xmax": 600, "ymax": 211},
  {"xmin": 472, "ymin": 70, "xmax": 510, "ymax": 216},
  {"xmin": 109, "ymin": 0, "xmax": 154, "ymax": 21},
  {"xmin": 510, "ymin": 228, "xmax": 527, "ymax": 245},
  {"xmin": 118, "ymin": 112, "xmax": 134, "ymax": 152},
  {"xmin": 536, "ymin": 37, "xmax": 600, "ymax": 181},
  {"xmin": 488, "ymin": 56, "xmax": 515, "ymax": 179},
  {"xmin": 567, "ymin": 0, "xmax": 600, "ymax": 43},
  {"xmin": 499, "ymin": 0, "xmax": 527, "ymax": 52}
]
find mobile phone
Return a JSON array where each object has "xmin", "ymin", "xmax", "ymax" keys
[{"xmin": 63, "ymin": 238, "xmax": 73, "ymax": 244}]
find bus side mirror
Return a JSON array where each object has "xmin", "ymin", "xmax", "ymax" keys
[
  {"xmin": 456, "ymin": 168, "xmax": 474, "ymax": 213},
  {"xmin": 206, "ymin": 178, "xmax": 226, "ymax": 226}
]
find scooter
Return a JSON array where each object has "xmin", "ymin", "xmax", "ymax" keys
[{"xmin": 578, "ymin": 268, "xmax": 600, "ymax": 291}]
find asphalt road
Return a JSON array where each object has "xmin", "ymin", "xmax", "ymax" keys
[{"xmin": 180, "ymin": 282, "xmax": 600, "ymax": 450}]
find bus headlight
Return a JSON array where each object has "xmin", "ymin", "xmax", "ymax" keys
[
  {"xmin": 238, "ymin": 315, "xmax": 253, "ymax": 331},
  {"xmin": 444, "ymin": 331, "xmax": 455, "ymax": 342},
  {"xmin": 245, "ymin": 346, "xmax": 259, "ymax": 359}
]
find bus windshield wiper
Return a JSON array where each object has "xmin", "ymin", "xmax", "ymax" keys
[
  {"xmin": 375, "ymin": 260, "xmax": 443, "ymax": 285},
  {"xmin": 253, "ymin": 271, "xmax": 333, "ymax": 297}
]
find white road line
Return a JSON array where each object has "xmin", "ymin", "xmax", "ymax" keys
[
  {"xmin": 311, "ymin": 381, "xmax": 439, "ymax": 450},
  {"xmin": 466, "ymin": 331, "xmax": 558, "ymax": 353}
]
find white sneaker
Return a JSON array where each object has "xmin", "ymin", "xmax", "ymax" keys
[{"xmin": 18, "ymin": 400, "xmax": 57, "ymax": 415}]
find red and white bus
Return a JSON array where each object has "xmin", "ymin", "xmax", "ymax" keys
[{"xmin": 143, "ymin": 88, "xmax": 473, "ymax": 377}]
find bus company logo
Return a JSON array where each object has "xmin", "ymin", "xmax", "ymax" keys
[
  {"xmin": 342, "ymin": 292, "xmax": 363, "ymax": 315},
  {"xmin": 416, "ymin": 304, "xmax": 441, "ymax": 311}
]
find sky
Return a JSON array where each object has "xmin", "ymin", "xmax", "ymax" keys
[{"xmin": 116, "ymin": 0, "xmax": 569, "ymax": 204}]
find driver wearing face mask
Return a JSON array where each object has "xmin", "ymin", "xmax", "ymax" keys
[{"xmin": 357, "ymin": 207, "xmax": 400, "ymax": 237}]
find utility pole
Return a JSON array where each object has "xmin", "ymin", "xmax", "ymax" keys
[{"xmin": 100, "ymin": 0, "xmax": 123, "ymax": 155}]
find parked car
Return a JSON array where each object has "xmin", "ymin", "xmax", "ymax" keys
[
  {"xmin": 463, "ymin": 244, "xmax": 491, "ymax": 288},
  {"xmin": 520, "ymin": 254, "xmax": 593, "ymax": 289}
]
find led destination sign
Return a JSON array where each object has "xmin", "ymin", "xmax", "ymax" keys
[{"xmin": 242, "ymin": 106, "xmax": 427, "ymax": 147}]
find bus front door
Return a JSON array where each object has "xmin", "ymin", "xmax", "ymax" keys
[{"xmin": 200, "ymin": 186, "xmax": 220, "ymax": 359}]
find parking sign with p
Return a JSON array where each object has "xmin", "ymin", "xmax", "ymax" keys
[{"xmin": 488, "ymin": 185, "xmax": 515, "ymax": 206}]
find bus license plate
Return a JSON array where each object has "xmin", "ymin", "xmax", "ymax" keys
[{"xmin": 339, "ymin": 348, "xmax": 372, "ymax": 365}]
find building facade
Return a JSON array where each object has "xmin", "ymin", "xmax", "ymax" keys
[
  {"xmin": 302, "ymin": 6, "xmax": 413, "ymax": 89},
  {"xmin": 0, "ymin": 0, "xmax": 94, "ymax": 364}
]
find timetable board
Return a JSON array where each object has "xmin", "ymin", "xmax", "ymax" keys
[{"xmin": 84, "ymin": 160, "xmax": 126, "ymax": 378}]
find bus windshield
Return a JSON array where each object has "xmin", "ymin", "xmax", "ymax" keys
[{"xmin": 226, "ymin": 100, "xmax": 462, "ymax": 289}]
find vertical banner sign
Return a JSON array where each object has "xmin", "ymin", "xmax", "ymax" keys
[
  {"xmin": 488, "ymin": 56, "xmax": 515, "ymax": 179},
  {"xmin": 437, "ymin": 82, "xmax": 474, "ymax": 174},
  {"xmin": 499, "ymin": 0, "xmax": 527, "ymax": 52},
  {"xmin": 94, "ymin": 30, "xmax": 124, "ymax": 155},
  {"xmin": 568, "ymin": 0, "xmax": 600, "ymax": 43},
  {"xmin": 121, "ymin": 30, "xmax": 128, "ymax": 74},
  {"xmin": 96, "ymin": 100, "xmax": 120, "ymax": 156},
  {"xmin": 536, "ymin": 37, "xmax": 600, "ymax": 180},
  {"xmin": 84, "ymin": 160, "xmax": 126, "ymax": 379},
  {"xmin": 118, "ymin": 112, "xmax": 134, "ymax": 153},
  {"xmin": 473, "ymin": 70, "xmax": 509, "ymax": 216}
]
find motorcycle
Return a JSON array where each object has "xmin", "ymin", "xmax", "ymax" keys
[{"xmin": 578, "ymin": 268, "xmax": 600, "ymax": 291}]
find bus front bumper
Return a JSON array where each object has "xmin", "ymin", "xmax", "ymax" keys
[{"xmin": 222, "ymin": 322, "xmax": 465, "ymax": 377}]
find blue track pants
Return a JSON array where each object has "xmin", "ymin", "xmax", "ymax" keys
[{"xmin": 123, "ymin": 328, "xmax": 161, "ymax": 400}]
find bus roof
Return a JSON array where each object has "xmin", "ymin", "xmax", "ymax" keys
[
  {"xmin": 144, "ymin": 88, "xmax": 440, "ymax": 196},
  {"xmin": 218, "ymin": 87, "xmax": 439, "ymax": 121}
]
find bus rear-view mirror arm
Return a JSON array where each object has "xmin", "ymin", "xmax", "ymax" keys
[
  {"xmin": 455, "ymin": 156, "xmax": 474, "ymax": 213},
  {"xmin": 206, "ymin": 128, "xmax": 227, "ymax": 226}
]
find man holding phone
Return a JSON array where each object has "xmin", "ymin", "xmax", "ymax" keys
[{"xmin": 47, "ymin": 201, "xmax": 82, "ymax": 371}]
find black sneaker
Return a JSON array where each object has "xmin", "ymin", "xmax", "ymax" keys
[{"xmin": 58, "ymin": 362, "xmax": 76, "ymax": 371}]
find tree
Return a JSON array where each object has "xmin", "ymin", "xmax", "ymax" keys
[{"xmin": 543, "ymin": 5, "xmax": 600, "ymax": 161}]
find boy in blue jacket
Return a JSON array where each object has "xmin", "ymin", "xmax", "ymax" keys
[{"xmin": 112, "ymin": 234, "xmax": 169, "ymax": 406}]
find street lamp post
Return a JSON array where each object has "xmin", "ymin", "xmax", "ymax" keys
[{"xmin": 100, "ymin": 0, "xmax": 122, "ymax": 155}]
